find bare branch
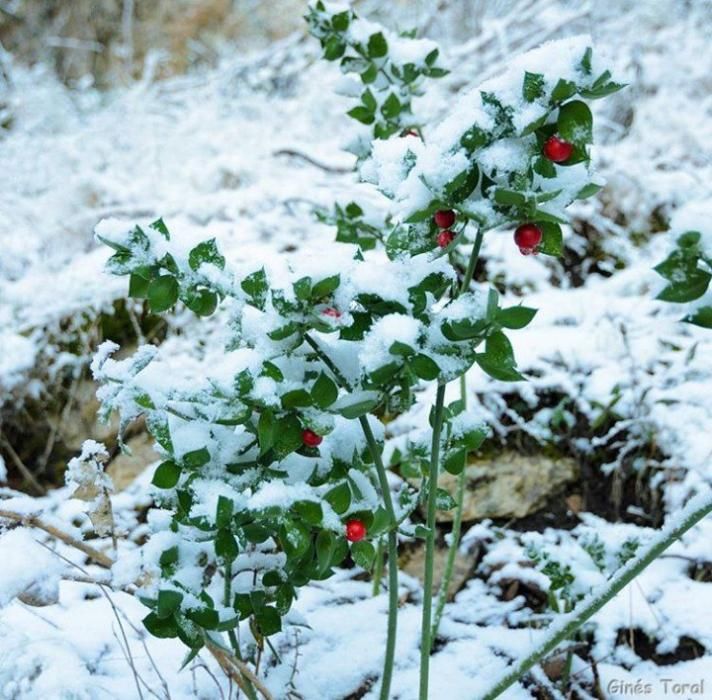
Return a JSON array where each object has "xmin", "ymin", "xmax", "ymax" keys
[{"xmin": 0, "ymin": 508, "xmax": 114, "ymax": 568}]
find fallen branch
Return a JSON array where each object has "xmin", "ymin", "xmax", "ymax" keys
[
  {"xmin": 0, "ymin": 435, "xmax": 47, "ymax": 496},
  {"xmin": 480, "ymin": 489, "xmax": 712, "ymax": 700},
  {"xmin": 206, "ymin": 640, "xmax": 275, "ymax": 700},
  {"xmin": 0, "ymin": 508, "xmax": 114, "ymax": 568},
  {"xmin": 273, "ymin": 148, "xmax": 353, "ymax": 174}
]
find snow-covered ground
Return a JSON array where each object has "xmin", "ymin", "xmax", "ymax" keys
[{"xmin": 0, "ymin": 1, "xmax": 711, "ymax": 698}]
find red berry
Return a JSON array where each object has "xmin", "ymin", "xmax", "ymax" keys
[
  {"xmin": 345, "ymin": 519, "xmax": 366, "ymax": 543},
  {"xmin": 433, "ymin": 209, "xmax": 456, "ymax": 229},
  {"xmin": 322, "ymin": 307, "xmax": 341, "ymax": 318},
  {"xmin": 403, "ymin": 129, "xmax": 419, "ymax": 138},
  {"xmin": 514, "ymin": 223, "xmax": 543, "ymax": 255},
  {"xmin": 301, "ymin": 429, "xmax": 323, "ymax": 447},
  {"xmin": 436, "ymin": 230, "xmax": 455, "ymax": 248},
  {"xmin": 542, "ymin": 135, "xmax": 573, "ymax": 163}
]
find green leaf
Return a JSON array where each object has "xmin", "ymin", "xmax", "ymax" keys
[
  {"xmin": 312, "ymin": 274, "xmax": 340, "ymax": 299},
  {"xmin": 410, "ymin": 354, "xmax": 440, "ymax": 380},
  {"xmin": 351, "ymin": 540, "xmax": 375, "ymax": 569},
  {"xmin": 152, "ymin": 460, "xmax": 181, "ymax": 489},
  {"xmin": 274, "ymin": 415, "xmax": 304, "ymax": 457},
  {"xmin": 215, "ymin": 529, "xmax": 239, "ymax": 562},
  {"xmin": 311, "ymin": 373, "xmax": 338, "ymax": 408},
  {"xmin": 494, "ymin": 189, "xmax": 527, "ymax": 207},
  {"xmin": 497, "ymin": 306, "xmax": 538, "ymax": 329},
  {"xmin": 477, "ymin": 356, "xmax": 524, "ymax": 382},
  {"xmin": 575, "ymin": 183, "xmax": 602, "ymax": 200},
  {"xmin": 461, "ymin": 124, "xmax": 488, "ymax": 151},
  {"xmin": 335, "ymin": 395, "xmax": 379, "ymax": 419},
  {"xmin": 344, "ymin": 202, "xmax": 363, "ymax": 218},
  {"xmin": 243, "ymin": 523, "xmax": 270, "ymax": 543},
  {"xmin": 381, "ymin": 93, "xmax": 401, "ymax": 120},
  {"xmin": 558, "ymin": 100, "xmax": 593, "ymax": 145},
  {"xmin": 331, "ymin": 10, "xmax": 350, "ymax": 31},
  {"xmin": 678, "ymin": 231, "xmax": 702, "ymax": 248},
  {"xmin": 324, "ymin": 36, "xmax": 346, "ymax": 61},
  {"xmin": 186, "ymin": 607, "xmax": 220, "ymax": 630},
  {"xmin": 183, "ymin": 447, "xmax": 210, "ymax": 469},
  {"xmin": 241, "ymin": 269, "xmax": 268, "ymax": 309},
  {"xmin": 293, "ymin": 276, "xmax": 312, "ymax": 301},
  {"xmin": 684, "ymin": 305, "xmax": 712, "ymax": 328},
  {"xmin": 443, "ymin": 447, "xmax": 467, "ymax": 475},
  {"xmin": 485, "ymin": 330, "xmax": 515, "ymax": 365},
  {"xmin": 188, "ymin": 238, "xmax": 225, "ymax": 271},
  {"xmin": 435, "ymin": 488, "xmax": 456, "ymax": 511},
  {"xmin": 294, "ymin": 500, "xmax": 323, "ymax": 526},
  {"xmin": 325, "ymin": 482, "xmax": 351, "ymax": 514},
  {"xmin": 147, "ymin": 275, "xmax": 179, "ymax": 313},
  {"xmin": 150, "ymin": 217, "xmax": 170, "ymax": 240},
  {"xmin": 657, "ymin": 270, "xmax": 711, "ymax": 303},
  {"xmin": 156, "ymin": 589, "xmax": 183, "ymax": 619},
  {"xmin": 254, "ymin": 605, "xmax": 282, "ymax": 636},
  {"xmin": 281, "ymin": 521, "xmax": 311, "ymax": 559},
  {"xmin": 361, "ymin": 63, "xmax": 378, "ymax": 84},
  {"xmin": 143, "ymin": 612, "xmax": 178, "ymax": 639},
  {"xmin": 347, "ymin": 105, "xmax": 375, "ymax": 125},
  {"xmin": 538, "ymin": 221, "xmax": 564, "ymax": 257},
  {"xmin": 281, "ymin": 388, "xmax": 313, "ymax": 409},
  {"xmin": 579, "ymin": 46, "xmax": 593, "ymax": 75},
  {"xmin": 476, "ymin": 331, "xmax": 524, "ymax": 382},
  {"xmin": 367, "ymin": 32, "xmax": 388, "ymax": 58},
  {"xmin": 316, "ymin": 529, "xmax": 336, "ymax": 574},
  {"xmin": 184, "ymin": 288, "xmax": 218, "ymax": 317},
  {"xmin": 551, "ymin": 78, "xmax": 577, "ymax": 103},
  {"xmin": 580, "ymin": 80, "xmax": 626, "ymax": 99},
  {"xmin": 129, "ymin": 272, "xmax": 151, "ymax": 298},
  {"xmin": 258, "ymin": 410, "xmax": 275, "ymax": 455},
  {"xmin": 261, "ymin": 361, "xmax": 284, "ymax": 382},
  {"xmin": 268, "ymin": 323, "xmax": 299, "ymax": 341},
  {"xmin": 522, "ymin": 71, "xmax": 545, "ymax": 102},
  {"xmin": 216, "ymin": 496, "xmax": 234, "ymax": 529},
  {"xmin": 361, "ymin": 89, "xmax": 377, "ymax": 112},
  {"xmin": 389, "ymin": 341, "xmax": 415, "ymax": 357}
]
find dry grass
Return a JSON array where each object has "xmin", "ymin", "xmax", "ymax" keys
[{"xmin": 0, "ymin": 0, "xmax": 306, "ymax": 86}]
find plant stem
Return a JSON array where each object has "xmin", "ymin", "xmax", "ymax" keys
[
  {"xmin": 479, "ymin": 491, "xmax": 712, "ymax": 700},
  {"xmin": 431, "ymin": 377, "xmax": 468, "ymax": 639},
  {"xmin": 460, "ymin": 227, "xmax": 485, "ymax": 295},
  {"xmin": 304, "ymin": 333, "xmax": 398, "ymax": 700},
  {"xmin": 430, "ymin": 228, "xmax": 485, "ymax": 640},
  {"xmin": 372, "ymin": 537, "xmax": 385, "ymax": 597},
  {"xmin": 418, "ymin": 381, "xmax": 447, "ymax": 700},
  {"xmin": 359, "ymin": 414, "xmax": 399, "ymax": 700},
  {"xmin": 224, "ymin": 562, "xmax": 259, "ymax": 700}
]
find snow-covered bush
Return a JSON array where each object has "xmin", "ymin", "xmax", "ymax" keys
[{"xmin": 85, "ymin": 3, "xmax": 655, "ymax": 697}]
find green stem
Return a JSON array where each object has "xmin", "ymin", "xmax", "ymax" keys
[
  {"xmin": 418, "ymin": 381, "xmax": 447, "ymax": 700},
  {"xmin": 224, "ymin": 562, "xmax": 258, "ymax": 700},
  {"xmin": 430, "ymin": 229, "xmax": 485, "ymax": 641},
  {"xmin": 359, "ymin": 415, "xmax": 399, "ymax": 700},
  {"xmin": 430, "ymin": 376, "xmax": 468, "ymax": 640},
  {"xmin": 460, "ymin": 227, "xmax": 485, "ymax": 295},
  {"xmin": 372, "ymin": 538, "xmax": 385, "ymax": 597},
  {"xmin": 304, "ymin": 332, "xmax": 398, "ymax": 700},
  {"xmin": 480, "ymin": 492, "xmax": 712, "ymax": 700}
]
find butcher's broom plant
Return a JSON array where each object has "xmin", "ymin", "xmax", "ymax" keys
[{"xmin": 88, "ymin": 4, "xmax": 711, "ymax": 699}]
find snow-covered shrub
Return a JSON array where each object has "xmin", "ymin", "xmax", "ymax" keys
[{"xmin": 88, "ymin": 3, "xmax": 631, "ymax": 697}]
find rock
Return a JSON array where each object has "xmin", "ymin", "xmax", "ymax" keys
[
  {"xmin": 106, "ymin": 433, "xmax": 157, "ymax": 491},
  {"xmin": 399, "ymin": 543, "xmax": 478, "ymax": 594},
  {"xmin": 52, "ymin": 379, "xmax": 119, "ymax": 452},
  {"xmin": 435, "ymin": 451, "xmax": 579, "ymax": 522}
]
